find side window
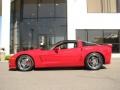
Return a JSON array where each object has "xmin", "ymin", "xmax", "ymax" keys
[
  {"xmin": 59, "ymin": 43, "xmax": 67, "ymax": 49},
  {"xmin": 67, "ymin": 43, "xmax": 76, "ymax": 49},
  {"xmin": 58, "ymin": 42, "xmax": 77, "ymax": 49}
]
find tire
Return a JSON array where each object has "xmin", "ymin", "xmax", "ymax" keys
[
  {"xmin": 17, "ymin": 55, "xmax": 34, "ymax": 71},
  {"xmin": 85, "ymin": 53, "xmax": 103, "ymax": 70}
]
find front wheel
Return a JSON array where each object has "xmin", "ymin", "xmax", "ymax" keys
[
  {"xmin": 85, "ymin": 53, "xmax": 103, "ymax": 70},
  {"xmin": 17, "ymin": 55, "xmax": 34, "ymax": 71}
]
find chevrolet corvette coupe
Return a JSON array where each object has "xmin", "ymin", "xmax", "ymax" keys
[{"xmin": 9, "ymin": 40, "xmax": 112, "ymax": 71}]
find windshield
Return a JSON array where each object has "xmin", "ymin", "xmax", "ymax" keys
[
  {"xmin": 50, "ymin": 41, "xmax": 63, "ymax": 50},
  {"xmin": 39, "ymin": 41, "xmax": 63, "ymax": 50},
  {"xmin": 40, "ymin": 40, "xmax": 77, "ymax": 50}
]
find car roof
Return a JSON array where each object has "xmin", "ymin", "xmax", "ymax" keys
[
  {"xmin": 59, "ymin": 40, "xmax": 77, "ymax": 43},
  {"xmin": 50, "ymin": 40, "xmax": 80, "ymax": 50}
]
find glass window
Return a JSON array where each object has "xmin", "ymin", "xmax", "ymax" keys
[
  {"xmin": 55, "ymin": 0, "xmax": 67, "ymax": 17},
  {"xmin": 10, "ymin": 0, "xmax": 67, "ymax": 53},
  {"xmin": 38, "ymin": 0, "xmax": 54, "ymax": 17},
  {"xmin": 38, "ymin": 0, "xmax": 66, "ymax": 17},
  {"xmin": 118, "ymin": 31, "xmax": 120, "ymax": 52},
  {"xmin": 104, "ymin": 30, "xmax": 119, "ymax": 43},
  {"xmin": 19, "ymin": 19, "xmax": 38, "ymax": 50},
  {"xmin": 76, "ymin": 29, "xmax": 120, "ymax": 53},
  {"xmin": 19, "ymin": 18, "xmax": 67, "ymax": 50},
  {"xmin": 23, "ymin": 0, "xmax": 37, "ymax": 18},
  {"xmin": 10, "ymin": 1, "xmax": 15, "ymax": 23},
  {"xmin": 0, "ymin": 0, "xmax": 2, "ymax": 16},
  {"xmin": 87, "ymin": 0, "xmax": 118, "ymax": 13},
  {"xmin": 10, "ymin": 1, "xmax": 15, "ymax": 53},
  {"xmin": 76, "ymin": 30, "xmax": 87, "ymax": 41},
  {"xmin": 38, "ymin": 18, "xmax": 67, "ymax": 48},
  {"xmin": 117, "ymin": 0, "xmax": 120, "ymax": 12},
  {"xmin": 88, "ymin": 30, "xmax": 103, "ymax": 43},
  {"xmin": 15, "ymin": 0, "xmax": 20, "ymax": 19},
  {"xmin": 56, "ymin": 42, "xmax": 77, "ymax": 49},
  {"xmin": 104, "ymin": 30, "xmax": 119, "ymax": 53}
]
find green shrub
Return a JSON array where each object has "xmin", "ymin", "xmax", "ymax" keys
[{"xmin": 5, "ymin": 55, "xmax": 11, "ymax": 60}]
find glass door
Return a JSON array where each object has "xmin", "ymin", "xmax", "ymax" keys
[
  {"xmin": 38, "ymin": 34, "xmax": 55, "ymax": 49},
  {"xmin": 10, "ymin": 0, "xmax": 67, "ymax": 53}
]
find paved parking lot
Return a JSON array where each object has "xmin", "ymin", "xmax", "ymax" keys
[{"xmin": 0, "ymin": 59, "xmax": 120, "ymax": 90}]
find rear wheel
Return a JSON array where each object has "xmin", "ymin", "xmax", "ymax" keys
[
  {"xmin": 17, "ymin": 55, "xmax": 34, "ymax": 71},
  {"xmin": 85, "ymin": 53, "xmax": 103, "ymax": 70}
]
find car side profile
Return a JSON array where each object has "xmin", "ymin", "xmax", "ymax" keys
[{"xmin": 9, "ymin": 40, "xmax": 112, "ymax": 71}]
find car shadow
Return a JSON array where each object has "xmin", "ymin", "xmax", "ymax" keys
[
  {"xmin": 34, "ymin": 66, "xmax": 107, "ymax": 71},
  {"xmin": 9, "ymin": 66, "xmax": 107, "ymax": 72},
  {"xmin": 101, "ymin": 65, "xmax": 107, "ymax": 69},
  {"xmin": 34, "ymin": 67, "xmax": 84, "ymax": 71}
]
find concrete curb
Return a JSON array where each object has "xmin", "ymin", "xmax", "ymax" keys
[{"xmin": 112, "ymin": 54, "xmax": 120, "ymax": 59}]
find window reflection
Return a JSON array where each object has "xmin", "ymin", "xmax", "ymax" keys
[
  {"xmin": 19, "ymin": 18, "xmax": 66, "ymax": 50},
  {"xmin": 38, "ymin": 0, "xmax": 54, "ymax": 17},
  {"xmin": 23, "ymin": 0, "xmax": 37, "ymax": 18},
  {"xmin": 104, "ymin": 30, "xmax": 119, "ymax": 53},
  {"xmin": 10, "ymin": 0, "xmax": 67, "ymax": 53},
  {"xmin": 76, "ymin": 29, "xmax": 120, "ymax": 53},
  {"xmin": 76, "ymin": 30, "xmax": 87, "ymax": 41},
  {"xmin": 88, "ymin": 30, "xmax": 103, "ymax": 43},
  {"xmin": 38, "ymin": 0, "xmax": 66, "ymax": 17},
  {"xmin": 104, "ymin": 30, "xmax": 119, "ymax": 43},
  {"xmin": 55, "ymin": 0, "xmax": 67, "ymax": 17},
  {"xmin": 15, "ymin": 0, "xmax": 20, "ymax": 19}
]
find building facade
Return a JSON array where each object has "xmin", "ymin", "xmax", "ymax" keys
[
  {"xmin": 10, "ymin": 0, "xmax": 67, "ymax": 53},
  {"xmin": 0, "ymin": 0, "xmax": 120, "ymax": 55}
]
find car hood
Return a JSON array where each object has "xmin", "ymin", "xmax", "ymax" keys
[
  {"xmin": 11, "ymin": 49, "xmax": 44, "ymax": 58},
  {"xmin": 19, "ymin": 49, "xmax": 44, "ymax": 54}
]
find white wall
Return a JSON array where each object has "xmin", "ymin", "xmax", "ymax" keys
[
  {"xmin": 1, "ymin": 0, "xmax": 10, "ymax": 54},
  {"xmin": 67, "ymin": 0, "xmax": 120, "ymax": 40},
  {"xmin": 0, "ymin": 16, "xmax": 1, "ymax": 46}
]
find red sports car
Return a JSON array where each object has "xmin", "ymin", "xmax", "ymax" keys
[{"xmin": 9, "ymin": 40, "xmax": 112, "ymax": 71}]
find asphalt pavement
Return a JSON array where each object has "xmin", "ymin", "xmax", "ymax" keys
[{"xmin": 0, "ymin": 59, "xmax": 120, "ymax": 90}]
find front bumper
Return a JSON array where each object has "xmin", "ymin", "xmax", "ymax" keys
[{"xmin": 9, "ymin": 56, "xmax": 17, "ymax": 70}]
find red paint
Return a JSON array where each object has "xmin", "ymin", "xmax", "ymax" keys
[{"xmin": 9, "ymin": 40, "xmax": 112, "ymax": 70}]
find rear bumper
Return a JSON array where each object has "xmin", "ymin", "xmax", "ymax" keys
[{"xmin": 105, "ymin": 54, "xmax": 111, "ymax": 64}]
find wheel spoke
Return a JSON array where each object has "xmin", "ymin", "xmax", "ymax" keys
[
  {"xmin": 17, "ymin": 55, "xmax": 33, "ymax": 71},
  {"xmin": 87, "ymin": 55, "xmax": 102, "ymax": 69},
  {"xmin": 86, "ymin": 53, "xmax": 103, "ymax": 70}
]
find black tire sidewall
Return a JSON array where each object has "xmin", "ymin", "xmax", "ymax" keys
[{"xmin": 85, "ymin": 53, "xmax": 103, "ymax": 70}]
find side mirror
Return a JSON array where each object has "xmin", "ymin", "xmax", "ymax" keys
[{"xmin": 54, "ymin": 47, "xmax": 59, "ymax": 53}]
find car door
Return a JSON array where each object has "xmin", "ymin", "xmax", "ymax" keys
[
  {"xmin": 39, "ymin": 49, "xmax": 61, "ymax": 67},
  {"xmin": 57, "ymin": 43, "xmax": 82, "ymax": 67},
  {"xmin": 41, "ymin": 41, "xmax": 82, "ymax": 67}
]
